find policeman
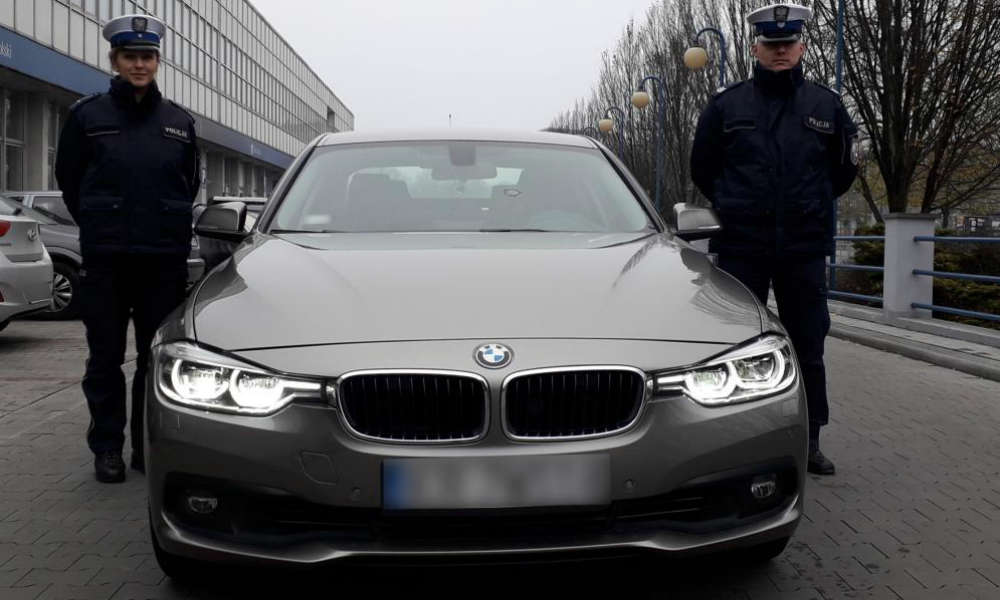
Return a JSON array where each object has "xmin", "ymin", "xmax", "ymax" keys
[
  {"xmin": 690, "ymin": 4, "xmax": 858, "ymax": 475},
  {"xmin": 56, "ymin": 15, "xmax": 200, "ymax": 483}
]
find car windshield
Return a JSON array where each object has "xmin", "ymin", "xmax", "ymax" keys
[
  {"xmin": 269, "ymin": 142, "xmax": 654, "ymax": 233},
  {"xmin": 0, "ymin": 196, "xmax": 56, "ymax": 225}
]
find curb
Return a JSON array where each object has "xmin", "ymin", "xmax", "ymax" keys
[{"xmin": 830, "ymin": 322, "xmax": 1000, "ymax": 383}]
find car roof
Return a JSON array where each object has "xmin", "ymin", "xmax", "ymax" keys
[{"xmin": 317, "ymin": 129, "xmax": 598, "ymax": 149}]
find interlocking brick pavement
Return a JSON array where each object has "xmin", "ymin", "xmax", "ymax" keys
[{"xmin": 1, "ymin": 319, "xmax": 999, "ymax": 599}]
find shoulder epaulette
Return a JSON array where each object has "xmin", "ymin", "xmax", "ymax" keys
[
  {"xmin": 166, "ymin": 99, "xmax": 196, "ymax": 123},
  {"xmin": 810, "ymin": 81, "xmax": 843, "ymax": 97},
  {"xmin": 713, "ymin": 80, "xmax": 747, "ymax": 98},
  {"xmin": 69, "ymin": 93, "xmax": 102, "ymax": 112}
]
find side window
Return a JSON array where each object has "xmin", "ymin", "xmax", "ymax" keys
[{"xmin": 32, "ymin": 196, "xmax": 76, "ymax": 226}]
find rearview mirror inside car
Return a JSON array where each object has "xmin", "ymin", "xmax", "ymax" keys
[{"xmin": 431, "ymin": 164, "xmax": 499, "ymax": 180}]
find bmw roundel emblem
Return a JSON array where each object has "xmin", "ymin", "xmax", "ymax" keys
[{"xmin": 474, "ymin": 343, "xmax": 513, "ymax": 369}]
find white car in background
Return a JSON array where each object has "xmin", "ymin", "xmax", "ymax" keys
[{"xmin": 0, "ymin": 196, "xmax": 53, "ymax": 332}]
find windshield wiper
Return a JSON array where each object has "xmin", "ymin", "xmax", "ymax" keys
[
  {"xmin": 477, "ymin": 228, "xmax": 555, "ymax": 232},
  {"xmin": 269, "ymin": 228, "xmax": 347, "ymax": 234}
]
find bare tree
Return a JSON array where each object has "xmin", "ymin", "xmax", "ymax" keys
[
  {"xmin": 552, "ymin": 0, "xmax": 1000, "ymax": 224},
  {"xmin": 814, "ymin": 0, "xmax": 1000, "ymax": 215}
]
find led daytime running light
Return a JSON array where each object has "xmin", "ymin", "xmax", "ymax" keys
[
  {"xmin": 655, "ymin": 336, "xmax": 797, "ymax": 406},
  {"xmin": 156, "ymin": 343, "xmax": 321, "ymax": 415}
]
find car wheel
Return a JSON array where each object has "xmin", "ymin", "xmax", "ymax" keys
[
  {"xmin": 149, "ymin": 512, "xmax": 210, "ymax": 582},
  {"xmin": 47, "ymin": 262, "xmax": 80, "ymax": 320}
]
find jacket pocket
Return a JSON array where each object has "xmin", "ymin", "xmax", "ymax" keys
[
  {"xmin": 723, "ymin": 118, "xmax": 756, "ymax": 133},
  {"xmin": 159, "ymin": 198, "xmax": 194, "ymax": 248},
  {"xmin": 785, "ymin": 197, "xmax": 829, "ymax": 242},
  {"xmin": 84, "ymin": 126, "xmax": 121, "ymax": 137},
  {"xmin": 715, "ymin": 195, "xmax": 763, "ymax": 217},
  {"xmin": 78, "ymin": 196, "xmax": 124, "ymax": 246}
]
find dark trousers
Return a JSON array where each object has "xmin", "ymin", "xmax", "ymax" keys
[
  {"xmin": 80, "ymin": 254, "xmax": 188, "ymax": 456},
  {"xmin": 717, "ymin": 254, "xmax": 831, "ymax": 440}
]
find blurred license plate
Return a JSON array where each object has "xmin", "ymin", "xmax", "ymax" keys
[{"xmin": 383, "ymin": 455, "xmax": 610, "ymax": 510}]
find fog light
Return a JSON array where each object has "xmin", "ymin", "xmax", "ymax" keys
[
  {"xmin": 750, "ymin": 474, "xmax": 777, "ymax": 500},
  {"xmin": 185, "ymin": 491, "xmax": 219, "ymax": 515}
]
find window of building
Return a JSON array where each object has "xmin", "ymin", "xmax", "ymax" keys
[
  {"xmin": 15, "ymin": 0, "xmax": 34, "ymax": 36},
  {"xmin": 2, "ymin": 91, "xmax": 27, "ymax": 192},
  {"xmin": 86, "ymin": 18, "xmax": 100, "ymax": 66},
  {"xmin": 53, "ymin": 3, "xmax": 69, "ymax": 52},
  {"xmin": 35, "ymin": 0, "xmax": 53, "ymax": 44},
  {"xmin": 70, "ymin": 10, "xmax": 85, "ymax": 59}
]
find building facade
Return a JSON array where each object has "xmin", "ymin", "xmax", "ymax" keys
[{"xmin": 0, "ymin": 0, "xmax": 353, "ymax": 200}]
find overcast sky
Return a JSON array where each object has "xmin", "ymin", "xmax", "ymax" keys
[{"xmin": 249, "ymin": 0, "xmax": 659, "ymax": 131}]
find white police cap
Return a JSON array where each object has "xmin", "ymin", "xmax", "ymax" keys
[
  {"xmin": 747, "ymin": 3, "xmax": 813, "ymax": 42},
  {"xmin": 102, "ymin": 14, "xmax": 166, "ymax": 51}
]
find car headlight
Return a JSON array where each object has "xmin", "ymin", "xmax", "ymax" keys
[
  {"xmin": 654, "ymin": 335, "xmax": 797, "ymax": 406},
  {"xmin": 155, "ymin": 342, "xmax": 322, "ymax": 415}
]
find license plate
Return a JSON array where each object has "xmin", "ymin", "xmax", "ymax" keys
[{"xmin": 383, "ymin": 454, "xmax": 610, "ymax": 511}]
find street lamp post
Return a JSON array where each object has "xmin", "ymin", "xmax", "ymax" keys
[
  {"xmin": 831, "ymin": 0, "xmax": 846, "ymax": 290},
  {"xmin": 685, "ymin": 27, "xmax": 728, "ymax": 89},
  {"xmin": 631, "ymin": 76, "xmax": 668, "ymax": 213},
  {"xmin": 599, "ymin": 107, "xmax": 627, "ymax": 158}
]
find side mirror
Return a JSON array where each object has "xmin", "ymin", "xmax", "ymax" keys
[
  {"xmin": 673, "ymin": 203, "xmax": 722, "ymax": 241},
  {"xmin": 195, "ymin": 202, "xmax": 248, "ymax": 242}
]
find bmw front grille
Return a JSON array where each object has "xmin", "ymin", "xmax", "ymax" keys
[
  {"xmin": 502, "ymin": 367, "xmax": 647, "ymax": 440},
  {"xmin": 337, "ymin": 370, "xmax": 489, "ymax": 443}
]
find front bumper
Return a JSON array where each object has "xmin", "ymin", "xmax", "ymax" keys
[{"xmin": 147, "ymin": 339, "xmax": 807, "ymax": 565}]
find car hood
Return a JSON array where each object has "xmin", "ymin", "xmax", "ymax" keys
[{"xmin": 191, "ymin": 232, "xmax": 762, "ymax": 350}]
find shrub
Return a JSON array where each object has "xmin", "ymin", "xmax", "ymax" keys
[{"xmin": 837, "ymin": 224, "xmax": 1000, "ymax": 329}]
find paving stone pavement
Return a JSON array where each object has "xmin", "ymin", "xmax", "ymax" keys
[{"xmin": 1, "ymin": 319, "xmax": 999, "ymax": 599}]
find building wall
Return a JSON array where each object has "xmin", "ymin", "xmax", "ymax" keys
[{"xmin": 0, "ymin": 0, "xmax": 353, "ymax": 196}]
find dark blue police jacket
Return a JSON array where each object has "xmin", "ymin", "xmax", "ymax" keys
[
  {"xmin": 690, "ymin": 63, "xmax": 858, "ymax": 257},
  {"xmin": 55, "ymin": 77, "xmax": 201, "ymax": 259}
]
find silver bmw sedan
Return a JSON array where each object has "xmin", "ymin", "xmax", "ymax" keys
[{"xmin": 147, "ymin": 130, "xmax": 807, "ymax": 577}]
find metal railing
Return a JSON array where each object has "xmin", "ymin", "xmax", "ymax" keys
[
  {"xmin": 829, "ymin": 229, "xmax": 1000, "ymax": 323},
  {"xmin": 910, "ymin": 236, "xmax": 1000, "ymax": 323},
  {"xmin": 830, "ymin": 235, "xmax": 884, "ymax": 304}
]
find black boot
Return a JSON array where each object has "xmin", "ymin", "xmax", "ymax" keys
[
  {"xmin": 807, "ymin": 443, "xmax": 835, "ymax": 475},
  {"xmin": 94, "ymin": 451, "xmax": 126, "ymax": 483}
]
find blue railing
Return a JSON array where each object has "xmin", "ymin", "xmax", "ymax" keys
[
  {"xmin": 910, "ymin": 236, "xmax": 1000, "ymax": 322},
  {"xmin": 828, "ymin": 234, "xmax": 1000, "ymax": 321},
  {"xmin": 830, "ymin": 235, "xmax": 885, "ymax": 304}
]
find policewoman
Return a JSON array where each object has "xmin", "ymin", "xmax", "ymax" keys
[
  {"xmin": 56, "ymin": 15, "xmax": 201, "ymax": 483},
  {"xmin": 690, "ymin": 4, "xmax": 858, "ymax": 475}
]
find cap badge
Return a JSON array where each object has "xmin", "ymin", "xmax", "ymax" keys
[{"xmin": 774, "ymin": 6, "xmax": 789, "ymax": 25}]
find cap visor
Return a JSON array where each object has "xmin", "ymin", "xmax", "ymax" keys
[
  {"xmin": 757, "ymin": 34, "xmax": 801, "ymax": 43},
  {"xmin": 117, "ymin": 43, "xmax": 160, "ymax": 51}
]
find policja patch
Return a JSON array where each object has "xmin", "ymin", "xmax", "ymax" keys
[
  {"xmin": 805, "ymin": 116, "xmax": 834, "ymax": 134},
  {"xmin": 162, "ymin": 126, "xmax": 190, "ymax": 141}
]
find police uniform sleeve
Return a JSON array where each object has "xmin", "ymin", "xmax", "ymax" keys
[
  {"xmin": 831, "ymin": 100, "xmax": 859, "ymax": 198},
  {"xmin": 54, "ymin": 110, "xmax": 87, "ymax": 222},
  {"xmin": 690, "ymin": 100, "xmax": 724, "ymax": 203}
]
